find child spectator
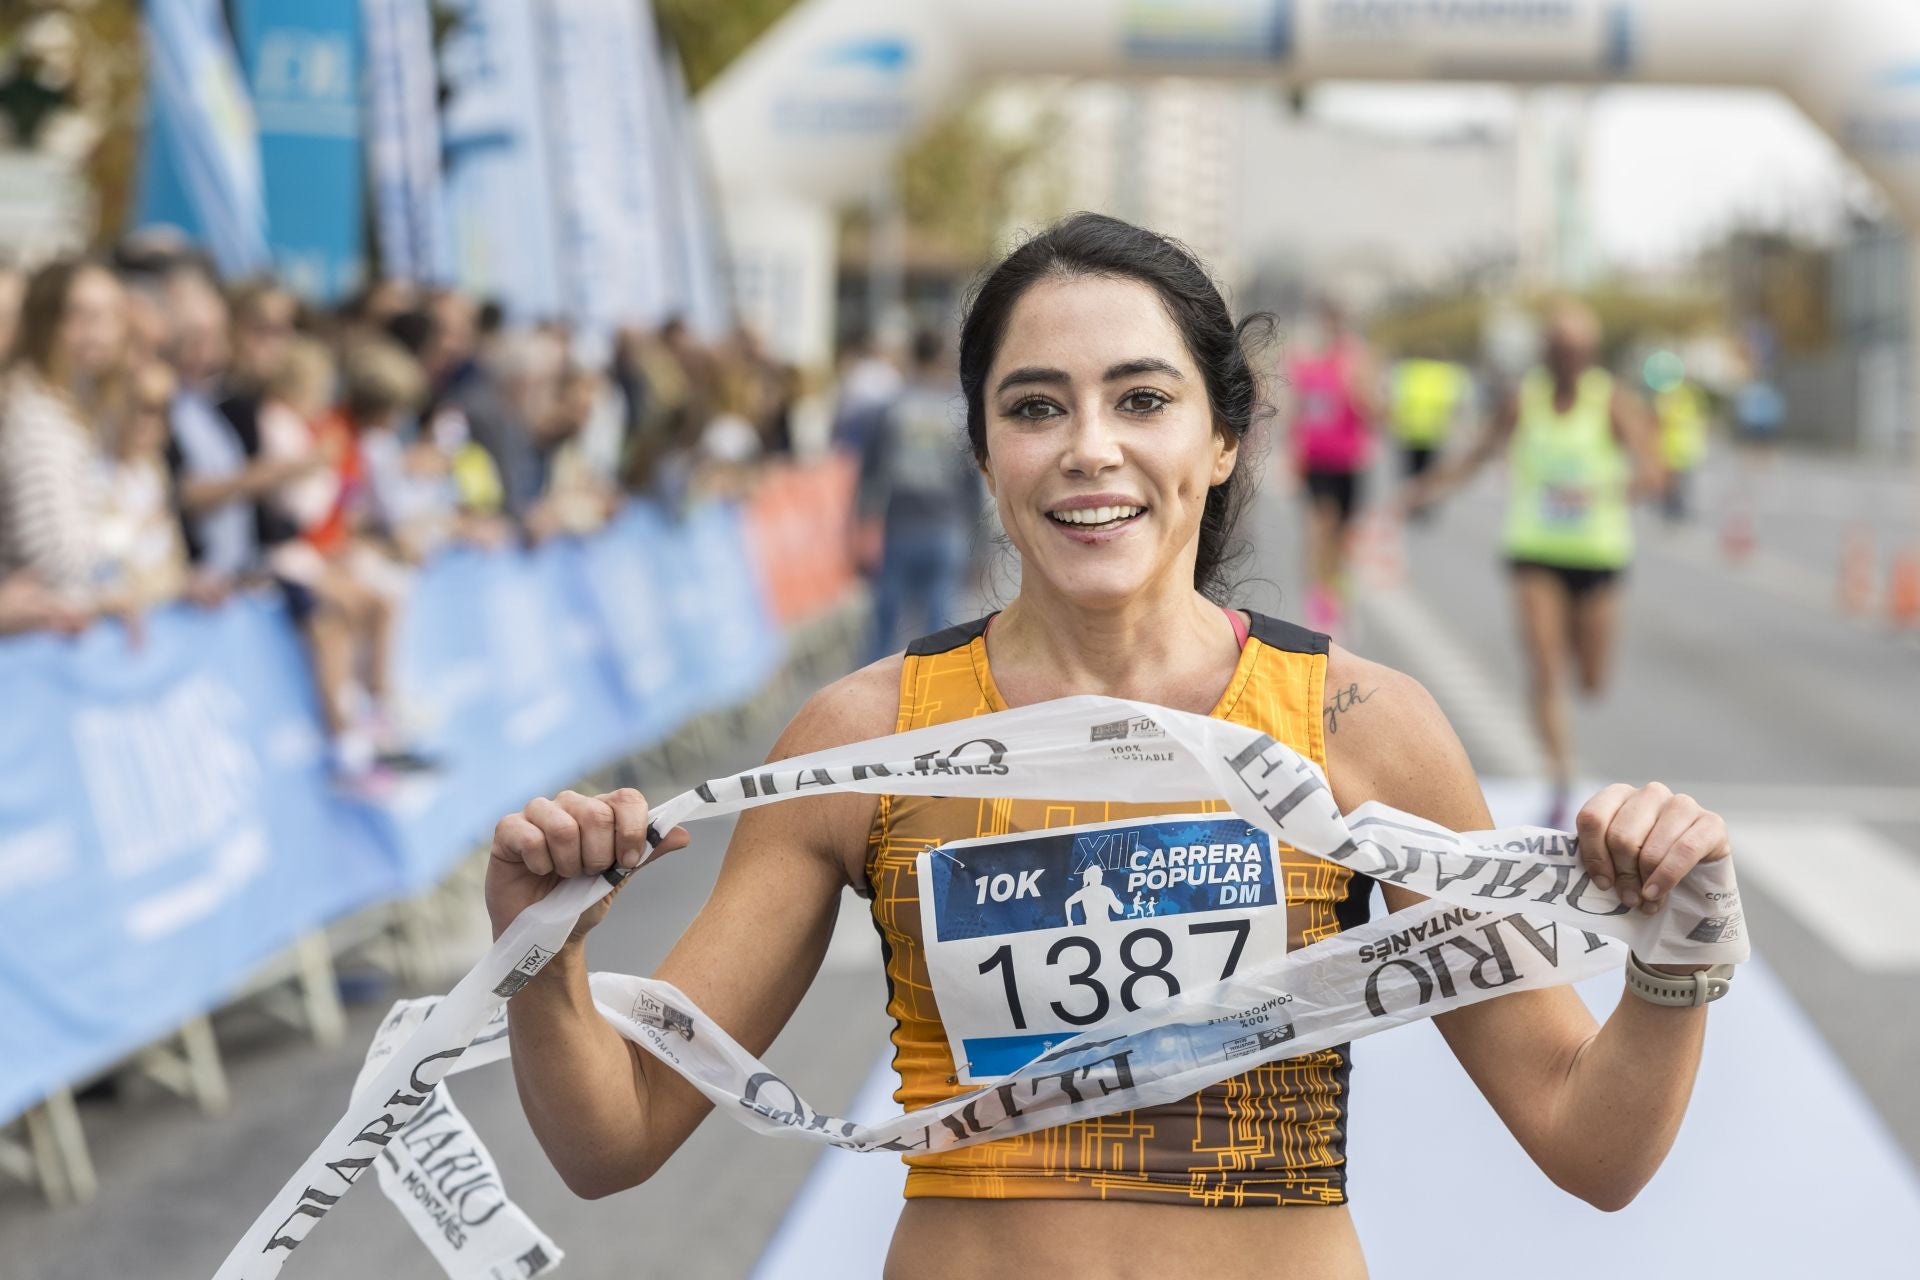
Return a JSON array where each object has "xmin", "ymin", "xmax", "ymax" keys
[{"xmin": 257, "ymin": 336, "xmax": 429, "ymax": 786}]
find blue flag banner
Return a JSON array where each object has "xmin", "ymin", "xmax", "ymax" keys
[
  {"xmin": 137, "ymin": 0, "xmax": 272, "ymax": 276},
  {"xmin": 364, "ymin": 0, "xmax": 453, "ymax": 284},
  {"xmin": 440, "ymin": 0, "xmax": 565, "ymax": 320},
  {"xmin": 232, "ymin": 0, "xmax": 367, "ymax": 302},
  {"xmin": 657, "ymin": 41, "xmax": 734, "ymax": 339},
  {"xmin": 0, "ymin": 503, "xmax": 792, "ymax": 1122}
]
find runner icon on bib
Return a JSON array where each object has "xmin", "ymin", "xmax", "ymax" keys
[{"xmin": 918, "ymin": 814, "xmax": 1286, "ymax": 1083}]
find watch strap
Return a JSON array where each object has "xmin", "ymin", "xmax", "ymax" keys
[{"xmin": 1624, "ymin": 952, "xmax": 1736, "ymax": 1007}]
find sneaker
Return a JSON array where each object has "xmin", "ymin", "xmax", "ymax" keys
[
  {"xmin": 374, "ymin": 745, "xmax": 441, "ymax": 774},
  {"xmin": 333, "ymin": 761, "xmax": 399, "ymax": 802}
]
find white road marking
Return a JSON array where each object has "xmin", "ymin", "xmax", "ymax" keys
[{"xmin": 1717, "ymin": 814, "xmax": 1920, "ymax": 970}]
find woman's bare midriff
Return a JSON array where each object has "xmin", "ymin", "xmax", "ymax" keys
[{"xmin": 884, "ymin": 1198, "xmax": 1368, "ymax": 1280}]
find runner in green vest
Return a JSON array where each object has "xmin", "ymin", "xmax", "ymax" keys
[{"xmin": 1408, "ymin": 302, "xmax": 1665, "ymax": 826}]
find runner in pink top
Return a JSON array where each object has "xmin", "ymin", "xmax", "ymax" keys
[
  {"xmin": 1289, "ymin": 345, "xmax": 1372, "ymax": 473},
  {"xmin": 1286, "ymin": 300, "xmax": 1378, "ymax": 634}
]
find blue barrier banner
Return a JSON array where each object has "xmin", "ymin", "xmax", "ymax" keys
[
  {"xmin": 233, "ymin": 0, "xmax": 367, "ymax": 302},
  {"xmin": 0, "ymin": 596, "xmax": 386, "ymax": 1122},
  {"xmin": 670, "ymin": 502, "xmax": 784, "ymax": 713},
  {"xmin": 578, "ymin": 503, "xmax": 783, "ymax": 742},
  {"xmin": 374, "ymin": 541, "xmax": 632, "ymax": 891},
  {"xmin": 579, "ymin": 504, "xmax": 698, "ymax": 740},
  {"xmin": 0, "ymin": 502, "xmax": 787, "ymax": 1121}
]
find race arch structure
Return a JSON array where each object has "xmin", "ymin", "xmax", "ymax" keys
[{"xmin": 699, "ymin": 0, "xmax": 1920, "ymax": 443}]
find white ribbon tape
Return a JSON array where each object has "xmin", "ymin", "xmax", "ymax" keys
[{"xmin": 214, "ymin": 695, "xmax": 1746, "ymax": 1279}]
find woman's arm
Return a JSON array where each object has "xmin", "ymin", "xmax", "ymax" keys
[
  {"xmin": 1405, "ymin": 388, "xmax": 1516, "ymax": 509},
  {"xmin": 1610, "ymin": 385, "xmax": 1667, "ymax": 501},
  {"xmin": 1324, "ymin": 646, "xmax": 1724, "ymax": 1211},
  {"xmin": 491, "ymin": 658, "xmax": 899, "ymax": 1198}
]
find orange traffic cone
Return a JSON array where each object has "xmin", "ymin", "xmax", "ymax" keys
[
  {"xmin": 1889, "ymin": 546, "xmax": 1920, "ymax": 629},
  {"xmin": 1839, "ymin": 524, "xmax": 1877, "ymax": 616},
  {"xmin": 1721, "ymin": 509, "xmax": 1755, "ymax": 565}
]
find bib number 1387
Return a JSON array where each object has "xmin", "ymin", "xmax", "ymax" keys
[
  {"xmin": 978, "ymin": 919, "xmax": 1250, "ymax": 1028},
  {"xmin": 918, "ymin": 813, "xmax": 1289, "ymax": 1082}
]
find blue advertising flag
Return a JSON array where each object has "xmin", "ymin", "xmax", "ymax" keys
[
  {"xmin": 364, "ymin": 0, "xmax": 453, "ymax": 284},
  {"xmin": 657, "ymin": 40, "xmax": 735, "ymax": 339},
  {"xmin": 137, "ymin": 0, "xmax": 271, "ymax": 276},
  {"xmin": 232, "ymin": 0, "xmax": 367, "ymax": 302},
  {"xmin": 439, "ymin": 0, "xmax": 564, "ymax": 321}
]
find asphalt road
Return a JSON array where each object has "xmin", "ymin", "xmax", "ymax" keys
[{"xmin": 4, "ymin": 439, "xmax": 1915, "ymax": 1280}]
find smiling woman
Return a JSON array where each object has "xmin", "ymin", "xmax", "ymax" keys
[
  {"xmin": 958, "ymin": 214, "xmax": 1269, "ymax": 616},
  {"xmin": 489, "ymin": 212, "xmax": 1743, "ymax": 1280}
]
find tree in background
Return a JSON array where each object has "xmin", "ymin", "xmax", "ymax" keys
[{"xmin": 655, "ymin": 0, "xmax": 796, "ymax": 94}]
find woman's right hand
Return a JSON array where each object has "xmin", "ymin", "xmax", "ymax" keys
[{"xmin": 486, "ymin": 788, "xmax": 690, "ymax": 942}]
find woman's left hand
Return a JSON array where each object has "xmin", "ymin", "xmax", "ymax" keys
[{"xmin": 1575, "ymin": 783, "xmax": 1731, "ymax": 915}]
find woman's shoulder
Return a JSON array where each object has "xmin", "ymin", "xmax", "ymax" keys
[
  {"xmin": 764, "ymin": 654, "xmax": 904, "ymax": 890},
  {"xmin": 1322, "ymin": 643, "xmax": 1480, "ymax": 822},
  {"xmin": 773, "ymin": 651, "xmax": 904, "ymax": 762}
]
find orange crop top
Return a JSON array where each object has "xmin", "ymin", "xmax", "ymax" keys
[{"xmin": 864, "ymin": 611, "xmax": 1374, "ymax": 1206}]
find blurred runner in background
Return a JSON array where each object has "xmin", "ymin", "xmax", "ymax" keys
[
  {"xmin": 1726, "ymin": 338, "xmax": 1786, "ymax": 562},
  {"xmin": 857, "ymin": 328, "xmax": 981, "ymax": 661},
  {"xmin": 1286, "ymin": 299, "xmax": 1378, "ymax": 633},
  {"xmin": 1388, "ymin": 345, "xmax": 1471, "ymax": 521},
  {"xmin": 1411, "ymin": 301, "xmax": 1664, "ymax": 826},
  {"xmin": 1643, "ymin": 348, "xmax": 1708, "ymax": 523}
]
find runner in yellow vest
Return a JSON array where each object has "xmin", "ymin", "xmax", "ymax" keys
[
  {"xmin": 1408, "ymin": 302, "xmax": 1665, "ymax": 826},
  {"xmin": 1389, "ymin": 355, "xmax": 1469, "ymax": 472},
  {"xmin": 1643, "ymin": 350, "xmax": 1708, "ymax": 522}
]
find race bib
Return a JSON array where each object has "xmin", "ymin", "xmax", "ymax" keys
[
  {"xmin": 1540, "ymin": 481, "xmax": 1593, "ymax": 525},
  {"xmin": 919, "ymin": 815, "xmax": 1286, "ymax": 1083}
]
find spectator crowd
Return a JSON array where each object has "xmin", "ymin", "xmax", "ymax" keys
[{"xmin": 0, "ymin": 243, "xmax": 802, "ymax": 789}]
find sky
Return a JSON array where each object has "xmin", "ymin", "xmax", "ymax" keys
[{"xmin": 1310, "ymin": 84, "xmax": 1868, "ymax": 270}]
